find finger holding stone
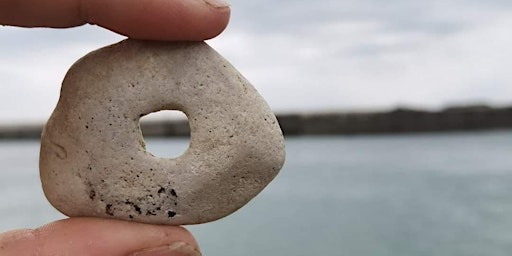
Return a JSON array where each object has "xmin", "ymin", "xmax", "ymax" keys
[
  {"xmin": 0, "ymin": 0, "xmax": 230, "ymax": 41},
  {"xmin": 0, "ymin": 218, "xmax": 200, "ymax": 256}
]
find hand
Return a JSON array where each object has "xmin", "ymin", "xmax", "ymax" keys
[
  {"xmin": 0, "ymin": 0, "xmax": 231, "ymax": 40},
  {"xmin": 0, "ymin": 0, "xmax": 230, "ymax": 255},
  {"xmin": 0, "ymin": 218, "xmax": 201, "ymax": 255}
]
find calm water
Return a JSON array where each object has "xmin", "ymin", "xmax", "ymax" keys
[{"xmin": 1, "ymin": 131, "xmax": 512, "ymax": 256}]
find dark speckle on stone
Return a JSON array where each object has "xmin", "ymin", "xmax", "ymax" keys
[
  {"xmin": 170, "ymin": 189, "xmax": 177, "ymax": 197},
  {"xmin": 125, "ymin": 200, "xmax": 142, "ymax": 214},
  {"xmin": 105, "ymin": 204, "xmax": 114, "ymax": 216},
  {"xmin": 167, "ymin": 211, "xmax": 176, "ymax": 218},
  {"xmin": 89, "ymin": 189, "xmax": 96, "ymax": 200},
  {"xmin": 158, "ymin": 187, "xmax": 165, "ymax": 194}
]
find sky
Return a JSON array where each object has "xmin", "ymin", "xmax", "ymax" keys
[{"xmin": 1, "ymin": 0, "xmax": 512, "ymax": 124}]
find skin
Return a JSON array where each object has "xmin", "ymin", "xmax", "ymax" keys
[
  {"xmin": 0, "ymin": 0, "xmax": 230, "ymax": 255},
  {"xmin": 0, "ymin": 0, "xmax": 231, "ymax": 40}
]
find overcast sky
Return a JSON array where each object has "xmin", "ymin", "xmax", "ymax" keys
[{"xmin": 1, "ymin": 0, "xmax": 512, "ymax": 124}]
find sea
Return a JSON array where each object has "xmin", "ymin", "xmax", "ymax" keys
[{"xmin": 1, "ymin": 130, "xmax": 512, "ymax": 256}]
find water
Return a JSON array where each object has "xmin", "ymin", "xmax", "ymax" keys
[{"xmin": 1, "ymin": 131, "xmax": 512, "ymax": 255}]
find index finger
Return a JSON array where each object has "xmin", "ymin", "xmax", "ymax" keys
[{"xmin": 0, "ymin": 0, "xmax": 230, "ymax": 41}]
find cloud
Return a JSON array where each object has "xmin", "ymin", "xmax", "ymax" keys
[
  {"xmin": 210, "ymin": 1, "xmax": 512, "ymax": 112},
  {"xmin": 0, "ymin": 25, "xmax": 123, "ymax": 123},
  {"xmin": 1, "ymin": 1, "xmax": 512, "ymax": 123}
]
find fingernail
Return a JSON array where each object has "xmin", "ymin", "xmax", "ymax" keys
[
  {"xmin": 202, "ymin": 0, "xmax": 230, "ymax": 8},
  {"xmin": 131, "ymin": 241, "xmax": 202, "ymax": 256}
]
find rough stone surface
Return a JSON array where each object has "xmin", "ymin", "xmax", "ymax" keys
[{"xmin": 39, "ymin": 40, "xmax": 286, "ymax": 225}]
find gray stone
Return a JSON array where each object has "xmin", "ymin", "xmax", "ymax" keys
[{"xmin": 39, "ymin": 40, "xmax": 285, "ymax": 225}]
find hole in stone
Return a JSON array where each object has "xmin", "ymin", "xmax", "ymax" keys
[{"xmin": 139, "ymin": 110, "xmax": 190, "ymax": 158}]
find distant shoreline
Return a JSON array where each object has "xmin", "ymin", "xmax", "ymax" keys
[
  {"xmin": 1, "ymin": 104, "xmax": 511, "ymax": 139},
  {"xmin": 277, "ymin": 104, "xmax": 512, "ymax": 136}
]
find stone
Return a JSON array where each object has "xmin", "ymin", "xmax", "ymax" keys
[{"xmin": 39, "ymin": 40, "xmax": 286, "ymax": 225}]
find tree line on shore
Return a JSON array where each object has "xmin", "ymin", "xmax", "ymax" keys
[{"xmin": 1, "ymin": 104, "xmax": 511, "ymax": 139}]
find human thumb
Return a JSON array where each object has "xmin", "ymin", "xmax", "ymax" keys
[{"xmin": 0, "ymin": 217, "xmax": 200, "ymax": 256}]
